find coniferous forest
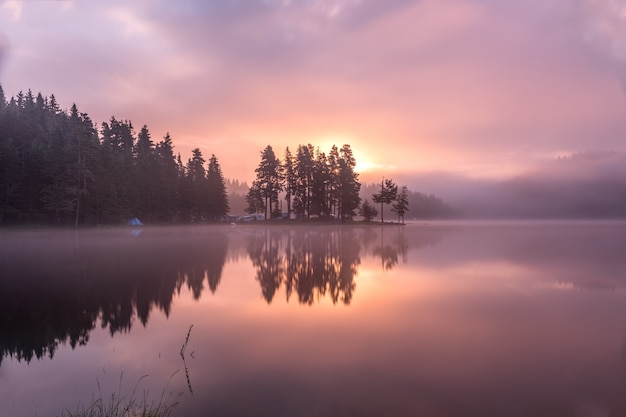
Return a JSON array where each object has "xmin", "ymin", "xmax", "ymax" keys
[
  {"xmin": 0, "ymin": 85, "xmax": 458, "ymax": 226},
  {"xmin": 0, "ymin": 85, "xmax": 229, "ymax": 226}
]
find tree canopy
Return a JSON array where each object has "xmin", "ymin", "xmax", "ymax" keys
[
  {"xmin": 0, "ymin": 86, "xmax": 228, "ymax": 226},
  {"xmin": 246, "ymin": 143, "xmax": 362, "ymax": 221},
  {"xmin": 0, "ymin": 84, "xmax": 451, "ymax": 226}
]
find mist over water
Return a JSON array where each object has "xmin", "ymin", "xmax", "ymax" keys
[{"xmin": 1, "ymin": 222, "xmax": 626, "ymax": 416}]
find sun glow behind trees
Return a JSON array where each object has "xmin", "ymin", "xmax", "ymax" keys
[
  {"xmin": 247, "ymin": 143, "xmax": 362, "ymax": 221},
  {"xmin": 0, "ymin": 85, "xmax": 425, "ymax": 225}
]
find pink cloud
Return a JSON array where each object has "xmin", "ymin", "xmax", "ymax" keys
[{"xmin": 2, "ymin": 0, "xmax": 626, "ymax": 184}]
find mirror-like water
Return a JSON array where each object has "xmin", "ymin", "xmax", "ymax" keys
[{"xmin": 2, "ymin": 222, "xmax": 626, "ymax": 417}]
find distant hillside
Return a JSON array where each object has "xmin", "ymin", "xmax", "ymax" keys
[
  {"xmin": 448, "ymin": 151, "xmax": 626, "ymax": 219},
  {"xmin": 225, "ymin": 178, "xmax": 249, "ymax": 195},
  {"xmin": 226, "ymin": 179, "xmax": 249, "ymax": 215}
]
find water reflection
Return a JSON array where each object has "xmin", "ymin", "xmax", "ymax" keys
[
  {"xmin": 3, "ymin": 222, "xmax": 626, "ymax": 416},
  {"xmin": 0, "ymin": 225, "xmax": 412, "ymax": 366},
  {"xmin": 246, "ymin": 228, "xmax": 362, "ymax": 305},
  {"xmin": 5, "ymin": 223, "xmax": 626, "ymax": 367},
  {"xmin": 0, "ymin": 227, "xmax": 231, "ymax": 365}
]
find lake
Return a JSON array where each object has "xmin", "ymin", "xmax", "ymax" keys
[{"xmin": 1, "ymin": 222, "xmax": 626, "ymax": 417}]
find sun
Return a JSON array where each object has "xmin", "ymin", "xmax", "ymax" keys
[{"xmin": 354, "ymin": 159, "xmax": 377, "ymax": 173}]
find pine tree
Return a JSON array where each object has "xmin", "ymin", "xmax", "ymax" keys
[
  {"xmin": 282, "ymin": 147, "xmax": 296, "ymax": 219},
  {"xmin": 327, "ymin": 145, "xmax": 340, "ymax": 217},
  {"xmin": 310, "ymin": 148, "xmax": 331, "ymax": 217},
  {"xmin": 99, "ymin": 117, "xmax": 136, "ymax": 222},
  {"xmin": 0, "ymin": 84, "xmax": 6, "ymax": 113},
  {"xmin": 358, "ymin": 199, "xmax": 378, "ymax": 222},
  {"xmin": 206, "ymin": 154, "xmax": 229, "ymax": 221},
  {"xmin": 373, "ymin": 178, "xmax": 397, "ymax": 223},
  {"xmin": 294, "ymin": 144, "xmax": 314, "ymax": 219},
  {"xmin": 155, "ymin": 133, "xmax": 179, "ymax": 222},
  {"xmin": 392, "ymin": 186, "xmax": 409, "ymax": 224},
  {"xmin": 134, "ymin": 125, "xmax": 160, "ymax": 221},
  {"xmin": 185, "ymin": 148, "xmax": 208, "ymax": 221},
  {"xmin": 253, "ymin": 145, "xmax": 281, "ymax": 219},
  {"xmin": 337, "ymin": 144, "xmax": 361, "ymax": 220},
  {"xmin": 245, "ymin": 180, "xmax": 265, "ymax": 215}
]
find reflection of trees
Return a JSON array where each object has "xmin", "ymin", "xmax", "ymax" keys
[
  {"xmin": 0, "ymin": 225, "xmax": 420, "ymax": 365},
  {"xmin": 247, "ymin": 228, "xmax": 361, "ymax": 305},
  {"xmin": 248, "ymin": 230, "xmax": 284, "ymax": 303},
  {"xmin": 0, "ymin": 227, "xmax": 229, "ymax": 365},
  {"xmin": 369, "ymin": 227, "xmax": 409, "ymax": 271}
]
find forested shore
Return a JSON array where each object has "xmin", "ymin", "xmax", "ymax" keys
[
  {"xmin": 0, "ymin": 85, "xmax": 457, "ymax": 227},
  {"xmin": 0, "ymin": 85, "xmax": 228, "ymax": 226}
]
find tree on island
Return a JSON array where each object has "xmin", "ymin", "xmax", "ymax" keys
[
  {"xmin": 337, "ymin": 144, "xmax": 361, "ymax": 220},
  {"xmin": 392, "ymin": 186, "xmax": 409, "ymax": 224},
  {"xmin": 250, "ymin": 145, "xmax": 282, "ymax": 219},
  {"xmin": 282, "ymin": 147, "xmax": 296, "ymax": 219},
  {"xmin": 372, "ymin": 178, "xmax": 397, "ymax": 223},
  {"xmin": 359, "ymin": 199, "xmax": 378, "ymax": 222},
  {"xmin": 247, "ymin": 143, "xmax": 361, "ymax": 221},
  {"xmin": 294, "ymin": 144, "xmax": 314, "ymax": 219}
]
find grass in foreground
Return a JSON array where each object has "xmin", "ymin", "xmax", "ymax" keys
[{"xmin": 60, "ymin": 372, "xmax": 180, "ymax": 417}]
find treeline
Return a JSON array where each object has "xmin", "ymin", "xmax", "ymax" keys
[
  {"xmin": 0, "ymin": 85, "xmax": 229, "ymax": 226},
  {"xmin": 246, "ymin": 144, "xmax": 362, "ymax": 220}
]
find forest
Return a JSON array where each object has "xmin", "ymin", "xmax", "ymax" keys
[
  {"xmin": 0, "ymin": 85, "xmax": 457, "ymax": 226},
  {"xmin": 0, "ymin": 85, "xmax": 229, "ymax": 226},
  {"xmin": 245, "ymin": 144, "xmax": 364, "ymax": 221}
]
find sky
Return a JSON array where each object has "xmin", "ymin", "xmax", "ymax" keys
[{"xmin": 2, "ymin": 0, "xmax": 626, "ymax": 190}]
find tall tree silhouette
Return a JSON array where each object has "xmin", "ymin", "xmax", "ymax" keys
[
  {"xmin": 254, "ymin": 145, "xmax": 282, "ymax": 219},
  {"xmin": 206, "ymin": 154, "xmax": 229, "ymax": 221},
  {"xmin": 392, "ymin": 185, "xmax": 409, "ymax": 224},
  {"xmin": 282, "ymin": 147, "xmax": 296, "ymax": 219},
  {"xmin": 154, "ymin": 133, "xmax": 179, "ymax": 222},
  {"xmin": 294, "ymin": 144, "xmax": 314, "ymax": 219},
  {"xmin": 337, "ymin": 144, "xmax": 361, "ymax": 220},
  {"xmin": 373, "ymin": 178, "xmax": 397, "ymax": 223},
  {"xmin": 185, "ymin": 148, "xmax": 208, "ymax": 221}
]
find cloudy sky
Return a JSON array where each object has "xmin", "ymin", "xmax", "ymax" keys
[{"xmin": 1, "ymin": 0, "xmax": 626, "ymax": 186}]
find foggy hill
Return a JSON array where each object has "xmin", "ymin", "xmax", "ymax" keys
[{"xmin": 401, "ymin": 151, "xmax": 626, "ymax": 219}]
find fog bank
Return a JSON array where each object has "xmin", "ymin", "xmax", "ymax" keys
[{"xmin": 395, "ymin": 151, "xmax": 626, "ymax": 219}]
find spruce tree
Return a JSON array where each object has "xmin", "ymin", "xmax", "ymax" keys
[
  {"xmin": 310, "ymin": 148, "xmax": 330, "ymax": 217},
  {"xmin": 373, "ymin": 178, "xmax": 397, "ymax": 223},
  {"xmin": 185, "ymin": 148, "xmax": 208, "ymax": 221},
  {"xmin": 282, "ymin": 147, "xmax": 296, "ymax": 219},
  {"xmin": 327, "ymin": 145, "xmax": 340, "ymax": 217},
  {"xmin": 134, "ymin": 125, "xmax": 157, "ymax": 221},
  {"xmin": 254, "ymin": 145, "xmax": 281, "ymax": 219},
  {"xmin": 155, "ymin": 133, "xmax": 179, "ymax": 222},
  {"xmin": 359, "ymin": 199, "xmax": 378, "ymax": 222},
  {"xmin": 206, "ymin": 154, "xmax": 229, "ymax": 221},
  {"xmin": 337, "ymin": 144, "xmax": 361, "ymax": 220},
  {"xmin": 294, "ymin": 144, "xmax": 314, "ymax": 219},
  {"xmin": 392, "ymin": 186, "xmax": 409, "ymax": 224},
  {"xmin": 245, "ymin": 180, "xmax": 265, "ymax": 215},
  {"xmin": 0, "ymin": 84, "xmax": 6, "ymax": 112}
]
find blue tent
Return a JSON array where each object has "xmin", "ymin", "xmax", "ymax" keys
[{"xmin": 128, "ymin": 217, "xmax": 143, "ymax": 226}]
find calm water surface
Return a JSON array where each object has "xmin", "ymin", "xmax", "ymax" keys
[{"xmin": 1, "ymin": 222, "xmax": 626, "ymax": 417}]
